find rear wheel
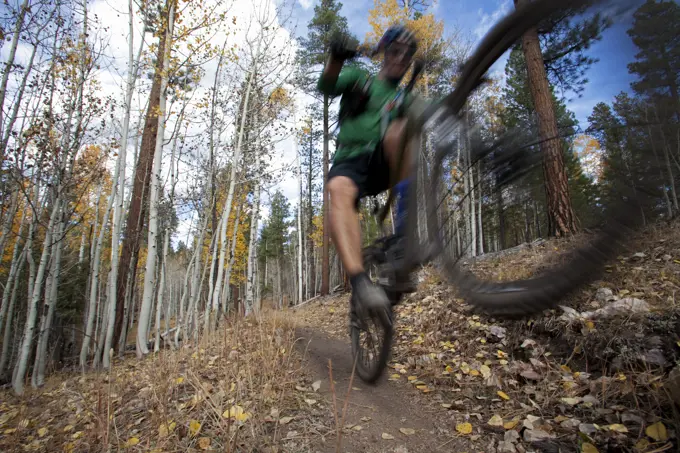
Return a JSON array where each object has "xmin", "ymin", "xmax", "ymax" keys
[{"xmin": 423, "ymin": 0, "xmax": 657, "ymax": 316}]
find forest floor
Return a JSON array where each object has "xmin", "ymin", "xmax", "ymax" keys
[{"xmin": 1, "ymin": 221, "xmax": 679, "ymax": 453}]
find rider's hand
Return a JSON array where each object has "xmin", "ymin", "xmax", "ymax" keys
[{"xmin": 330, "ymin": 34, "xmax": 360, "ymax": 61}]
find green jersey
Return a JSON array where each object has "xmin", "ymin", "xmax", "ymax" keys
[{"xmin": 317, "ymin": 66, "xmax": 408, "ymax": 163}]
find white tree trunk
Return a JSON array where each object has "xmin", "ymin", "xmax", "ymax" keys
[
  {"xmin": 296, "ymin": 134, "xmax": 303, "ymax": 306},
  {"xmin": 0, "ymin": 209, "xmax": 25, "ymax": 333},
  {"xmin": 137, "ymin": 1, "xmax": 175, "ymax": 358},
  {"xmin": 0, "ymin": 247, "xmax": 26, "ymax": 377},
  {"xmin": 204, "ymin": 214, "xmax": 222, "ymax": 333},
  {"xmin": 153, "ymin": 230, "xmax": 170, "ymax": 352},
  {"xmin": 245, "ymin": 180, "xmax": 262, "ymax": 316},
  {"xmin": 33, "ymin": 209, "xmax": 65, "ymax": 387},
  {"xmin": 102, "ymin": 0, "xmax": 145, "ymax": 369},
  {"xmin": 222, "ymin": 201, "xmax": 242, "ymax": 317},
  {"xmin": 12, "ymin": 199, "xmax": 60, "ymax": 395},
  {"xmin": 478, "ymin": 161, "xmax": 484, "ymax": 254}
]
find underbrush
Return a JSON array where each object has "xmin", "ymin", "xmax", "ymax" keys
[{"xmin": 0, "ymin": 310, "xmax": 315, "ymax": 453}]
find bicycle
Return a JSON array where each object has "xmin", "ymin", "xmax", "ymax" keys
[{"xmin": 347, "ymin": 0, "xmax": 653, "ymax": 384}]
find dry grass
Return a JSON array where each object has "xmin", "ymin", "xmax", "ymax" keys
[{"xmin": 0, "ymin": 312, "xmax": 320, "ymax": 453}]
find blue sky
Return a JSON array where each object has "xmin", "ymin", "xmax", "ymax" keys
[{"xmin": 287, "ymin": 0, "xmax": 642, "ymax": 129}]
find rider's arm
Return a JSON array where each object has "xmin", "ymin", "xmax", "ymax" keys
[
  {"xmin": 317, "ymin": 56, "xmax": 345, "ymax": 95},
  {"xmin": 317, "ymin": 63, "xmax": 364, "ymax": 97}
]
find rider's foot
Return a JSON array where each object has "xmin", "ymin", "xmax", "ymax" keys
[
  {"xmin": 351, "ymin": 272, "xmax": 392, "ymax": 326},
  {"xmin": 387, "ymin": 236, "xmax": 417, "ymax": 293}
]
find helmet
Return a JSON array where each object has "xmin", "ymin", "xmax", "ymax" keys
[{"xmin": 377, "ymin": 25, "xmax": 417, "ymax": 56}]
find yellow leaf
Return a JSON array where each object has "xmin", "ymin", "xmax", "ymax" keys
[
  {"xmin": 382, "ymin": 432, "xmax": 395, "ymax": 439},
  {"xmin": 503, "ymin": 420, "xmax": 519, "ymax": 430},
  {"xmin": 399, "ymin": 427, "xmax": 416, "ymax": 436},
  {"xmin": 71, "ymin": 431, "xmax": 83, "ymax": 439},
  {"xmin": 560, "ymin": 365, "xmax": 572, "ymax": 373},
  {"xmin": 460, "ymin": 362, "xmax": 470, "ymax": 374},
  {"xmin": 456, "ymin": 422, "xmax": 473, "ymax": 435},
  {"xmin": 634, "ymin": 439, "xmax": 650, "ymax": 451},
  {"xmin": 645, "ymin": 422, "xmax": 668, "ymax": 441},
  {"xmin": 469, "ymin": 369, "xmax": 480, "ymax": 376},
  {"xmin": 581, "ymin": 442, "xmax": 599, "ymax": 453},
  {"xmin": 488, "ymin": 415, "xmax": 503, "ymax": 427},
  {"xmin": 158, "ymin": 421, "xmax": 176, "ymax": 438},
  {"xmin": 407, "ymin": 376, "xmax": 417, "ymax": 381},
  {"xmin": 480, "ymin": 365, "xmax": 491, "ymax": 379},
  {"xmin": 175, "ymin": 376, "xmax": 185, "ymax": 384},
  {"xmin": 189, "ymin": 419, "xmax": 201, "ymax": 437},
  {"xmin": 64, "ymin": 442, "xmax": 75, "ymax": 453},
  {"xmin": 124, "ymin": 437, "xmax": 140, "ymax": 448},
  {"xmin": 560, "ymin": 397, "xmax": 581, "ymax": 406},
  {"xmin": 63, "ymin": 425, "xmax": 74, "ymax": 432},
  {"xmin": 605, "ymin": 424, "xmax": 628, "ymax": 433},
  {"xmin": 497, "ymin": 391, "xmax": 510, "ymax": 400},
  {"xmin": 198, "ymin": 437, "xmax": 211, "ymax": 450},
  {"xmin": 584, "ymin": 320, "xmax": 595, "ymax": 331},
  {"xmin": 223, "ymin": 405, "xmax": 251, "ymax": 422},
  {"xmin": 38, "ymin": 427, "xmax": 48, "ymax": 437}
]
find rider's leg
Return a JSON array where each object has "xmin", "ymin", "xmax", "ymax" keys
[
  {"xmin": 382, "ymin": 119, "xmax": 412, "ymax": 235},
  {"xmin": 381, "ymin": 119, "xmax": 417, "ymax": 292},
  {"xmin": 327, "ymin": 171, "xmax": 392, "ymax": 318},
  {"xmin": 327, "ymin": 176, "xmax": 363, "ymax": 275}
]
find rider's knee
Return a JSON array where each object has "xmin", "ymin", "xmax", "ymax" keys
[{"xmin": 327, "ymin": 176, "xmax": 357, "ymax": 206}]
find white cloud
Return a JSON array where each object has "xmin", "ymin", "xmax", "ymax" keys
[
  {"xmin": 473, "ymin": 0, "xmax": 512, "ymax": 42},
  {"xmin": 299, "ymin": 0, "xmax": 314, "ymax": 10}
]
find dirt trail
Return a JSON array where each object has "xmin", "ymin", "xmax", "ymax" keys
[{"xmin": 295, "ymin": 327, "xmax": 465, "ymax": 453}]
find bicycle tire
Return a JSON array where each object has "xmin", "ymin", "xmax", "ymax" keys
[
  {"xmin": 425, "ymin": 0, "xmax": 645, "ymax": 316},
  {"xmin": 349, "ymin": 248, "xmax": 394, "ymax": 383}
]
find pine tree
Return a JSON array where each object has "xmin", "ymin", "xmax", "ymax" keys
[{"xmin": 627, "ymin": 0, "xmax": 680, "ymax": 120}]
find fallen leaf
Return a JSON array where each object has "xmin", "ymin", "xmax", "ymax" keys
[
  {"xmin": 63, "ymin": 425, "xmax": 74, "ymax": 432},
  {"xmin": 407, "ymin": 376, "xmax": 417, "ymax": 381},
  {"xmin": 353, "ymin": 425, "xmax": 363, "ymax": 431},
  {"xmin": 497, "ymin": 391, "xmax": 510, "ymax": 401},
  {"xmin": 279, "ymin": 416, "xmax": 293, "ymax": 425},
  {"xmin": 504, "ymin": 420, "xmax": 519, "ymax": 430},
  {"xmin": 4, "ymin": 428, "xmax": 16, "ymax": 434},
  {"xmin": 305, "ymin": 399, "xmax": 317, "ymax": 406},
  {"xmin": 441, "ymin": 403, "xmax": 452, "ymax": 409},
  {"xmin": 158, "ymin": 421, "xmax": 176, "ymax": 438},
  {"xmin": 312, "ymin": 380, "xmax": 321, "ymax": 392},
  {"xmin": 456, "ymin": 423, "xmax": 473, "ymax": 435},
  {"xmin": 400, "ymin": 428, "xmax": 416, "ymax": 436},
  {"xmin": 189, "ymin": 420, "xmax": 201, "ymax": 437},
  {"xmin": 634, "ymin": 439, "xmax": 650, "ymax": 451},
  {"xmin": 223, "ymin": 405, "xmax": 250, "ymax": 422},
  {"xmin": 605, "ymin": 424, "xmax": 628, "ymax": 433},
  {"xmin": 480, "ymin": 365, "xmax": 491, "ymax": 379},
  {"xmin": 37, "ymin": 427, "xmax": 48, "ymax": 437},
  {"xmin": 175, "ymin": 377, "xmax": 185, "ymax": 384},
  {"xmin": 71, "ymin": 432, "xmax": 83, "ymax": 439},
  {"xmin": 561, "ymin": 397, "xmax": 581, "ymax": 406},
  {"xmin": 360, "ymin": 416, "xmax": 371, "ymax": 422},
  {"xmin": 488, "ymin": 415, "xmax": 503, "ymax": 427},
  {"xmin": 198, "ymin": 437, "xmax": 211, "ymax": 450},
  {"xmin": 645, "ymin": 422, "xmax": 667, "ymax": 441},
  {"xmin": 382, "ymin": 432, "xmax": 395, "ymax": 440},
  {"xmin": 123, "ymin": 437, "xmax": 140, "ymax": 448},
  {"xmin": 581, "ymin": 442, "xmax": 599, "ymax": 453}
]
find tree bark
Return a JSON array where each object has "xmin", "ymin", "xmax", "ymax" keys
[
  {"xmin": 515, "ymin": 0, "xmax": 577, "ymax": 236},
  {"xmin": 321, "ymin": 94, "xmax": 330, "ymax": 295},
  {"xmin": 137, "ymin": 1, "xmax": 174, "ymax": 356},
  {"xmin": 113, "ymin": 1, "xmax": 170, "ymax": 348}
]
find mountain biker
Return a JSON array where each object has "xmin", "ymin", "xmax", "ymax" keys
[{"xmin": 317, "ymin": 25, "xmax": 418, "ymax": 325}]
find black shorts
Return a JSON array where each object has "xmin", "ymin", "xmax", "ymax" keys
[{"xmin": 327, "ymin": 145, "xmax": 391, "ymax": 209}]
